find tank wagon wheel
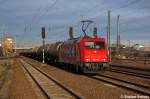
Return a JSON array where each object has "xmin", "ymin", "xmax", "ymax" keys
[
  {"xmin": 54, "ymin": 57, "xmax": 59, "ymax": 65},
  {"xmin": 75, "ymin": 65, "xmax": 81, "ymax": 73},
  {"xmin": 69, "ymin": 64, "xmax": 73, "ymax": 71},
  {"xmin": 75, "ymin": 65, "xmax": 79, "ymax": 72}
]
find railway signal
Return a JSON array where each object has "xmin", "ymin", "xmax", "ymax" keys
[
  {"xmin": 69, "ymin": 26, "xmax": 74, "ymax": 39},
  {"xmin": 42, "ymin": 27, "xmax": 45, "ymax": 39},
  {"xmin": 93, "ymin": 27, "xmax": 98, "ymax": 38},
  {"xmin": 41, "ymin": 27, "xmax": 46, "ymax": 64}
]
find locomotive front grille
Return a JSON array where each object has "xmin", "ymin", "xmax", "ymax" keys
[{"xmin": 84, "ymin": 62, "xmax": 102, "ymax": 71}]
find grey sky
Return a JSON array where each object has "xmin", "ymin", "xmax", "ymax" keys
[{"xmin": 0, "ymin": 0, "xmax": 150, "ymax": 46}]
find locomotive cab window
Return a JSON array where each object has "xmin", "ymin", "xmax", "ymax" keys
[{"xmin": 85, "ymin": 42, "xmax": 105, "ymax": 49}]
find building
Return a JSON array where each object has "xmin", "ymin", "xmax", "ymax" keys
[{"xmin": 3, "ymin": 37, "xmax": 14, "ymax": 53}]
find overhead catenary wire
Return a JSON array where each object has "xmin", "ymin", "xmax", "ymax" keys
[
  {"xmin": 23, "ymin": 0, "xmax": 149, "ymax": 45},
  {"xmin": 35, "ymin": 0, "xmax": 143, "ymax": 32},
  {"xmin": 121, "ymin": 15, "xmax": 150, "ymax": 33},
  {"xmin": 25, "ymin": 0, "xmax": 58, "ymax": 32},
  {"xmin": 71, "ymin": 0, "xmax": 143, "ymax": 32},
  {"xmin": 35, "ymin": 0, "xmax": 58, "ymax": 24},
  {"xmin": 122, "ymin": 15, "xmax": 150, "ymax": 25},
  {"xmin": 94, "ymin": 1, "xmax": 150, "ymax": 34},
  {"xmin": 34, "ymin": 0, "xmax": 140, "ymax": 33},
  {"xmin": 88, "ymin": 0, "xmax": 141, "ymax": 20},
  {"xmin": 100, "ymin": 14, "xmax": 150, "ymax": 33},
  {"xmin": 113, "ymin": 0, "xmax": 140, "ymax": 10},
  {"xmin": 21, "ymin": 0, "xmax": 59, "ymax": 45}
]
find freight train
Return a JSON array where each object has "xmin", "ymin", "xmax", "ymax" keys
[{"xmin": 21, "ymin": 25, "xmax": 109, "ymax": 73}]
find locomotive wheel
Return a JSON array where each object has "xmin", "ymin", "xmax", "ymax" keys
[{"xmin": 103, "ymin": 64, "xmax": 110, "ymax": 70}]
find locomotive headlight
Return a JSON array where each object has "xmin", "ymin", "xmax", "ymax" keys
[
  {"xmin": 85, "ymin": 58, "xmax": 90, "ymax": 61},
  {"xmin": 102, "ymin": 58, "xmax": 106, "ymax": 61}
]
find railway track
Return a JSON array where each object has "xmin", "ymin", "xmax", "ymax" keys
[
  {"xmin": 89, "ymin": 74, "xmax": 150, "ymax": 96},
  {"xmin": 110, "ymin": 65, "xmax": 150, "ymax": 79},
  {"xmin": 21, "ymin": 57, "xmax": 150, "ymax": 96},
  {"xmin": 87, "ymin": 65, "xmax": 150, "ymax": 95},
  {"xmin": 19, "ymin": 59, "xmax": 83, "ymax": 99}
]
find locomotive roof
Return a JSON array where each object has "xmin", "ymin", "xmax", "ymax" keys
[{"xmin": 63, "ymin": 36, "xmax": 105, "ymax": 45}]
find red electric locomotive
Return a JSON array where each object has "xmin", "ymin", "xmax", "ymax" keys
[
  {"xmin": 57, "ymin": 21, "xmax": 109, "ymax": 73},
  {"xmin": 58, "ymin": 36, "xmax": 109, "ymax": 73}
]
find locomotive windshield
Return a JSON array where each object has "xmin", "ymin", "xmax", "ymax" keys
[{"xmin": 85, "ymin": 42, "xmax": 105, "ymax": 49}]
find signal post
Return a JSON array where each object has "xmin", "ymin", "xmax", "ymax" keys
[{"xmin": 41, "ymin": 27, "xmax": 45, "ymax": 64}]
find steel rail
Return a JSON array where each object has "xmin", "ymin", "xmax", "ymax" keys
[
  {"xmin": 20, "ymin": 60, "xmax": 51, "ymax": 99},
  {"xmin": 110, "ymin": 65, "xmax": 150, "ymax": 79},
  {"xmin": 88, "ymin": 75, "xmax": 150, "ymax": 96}
]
